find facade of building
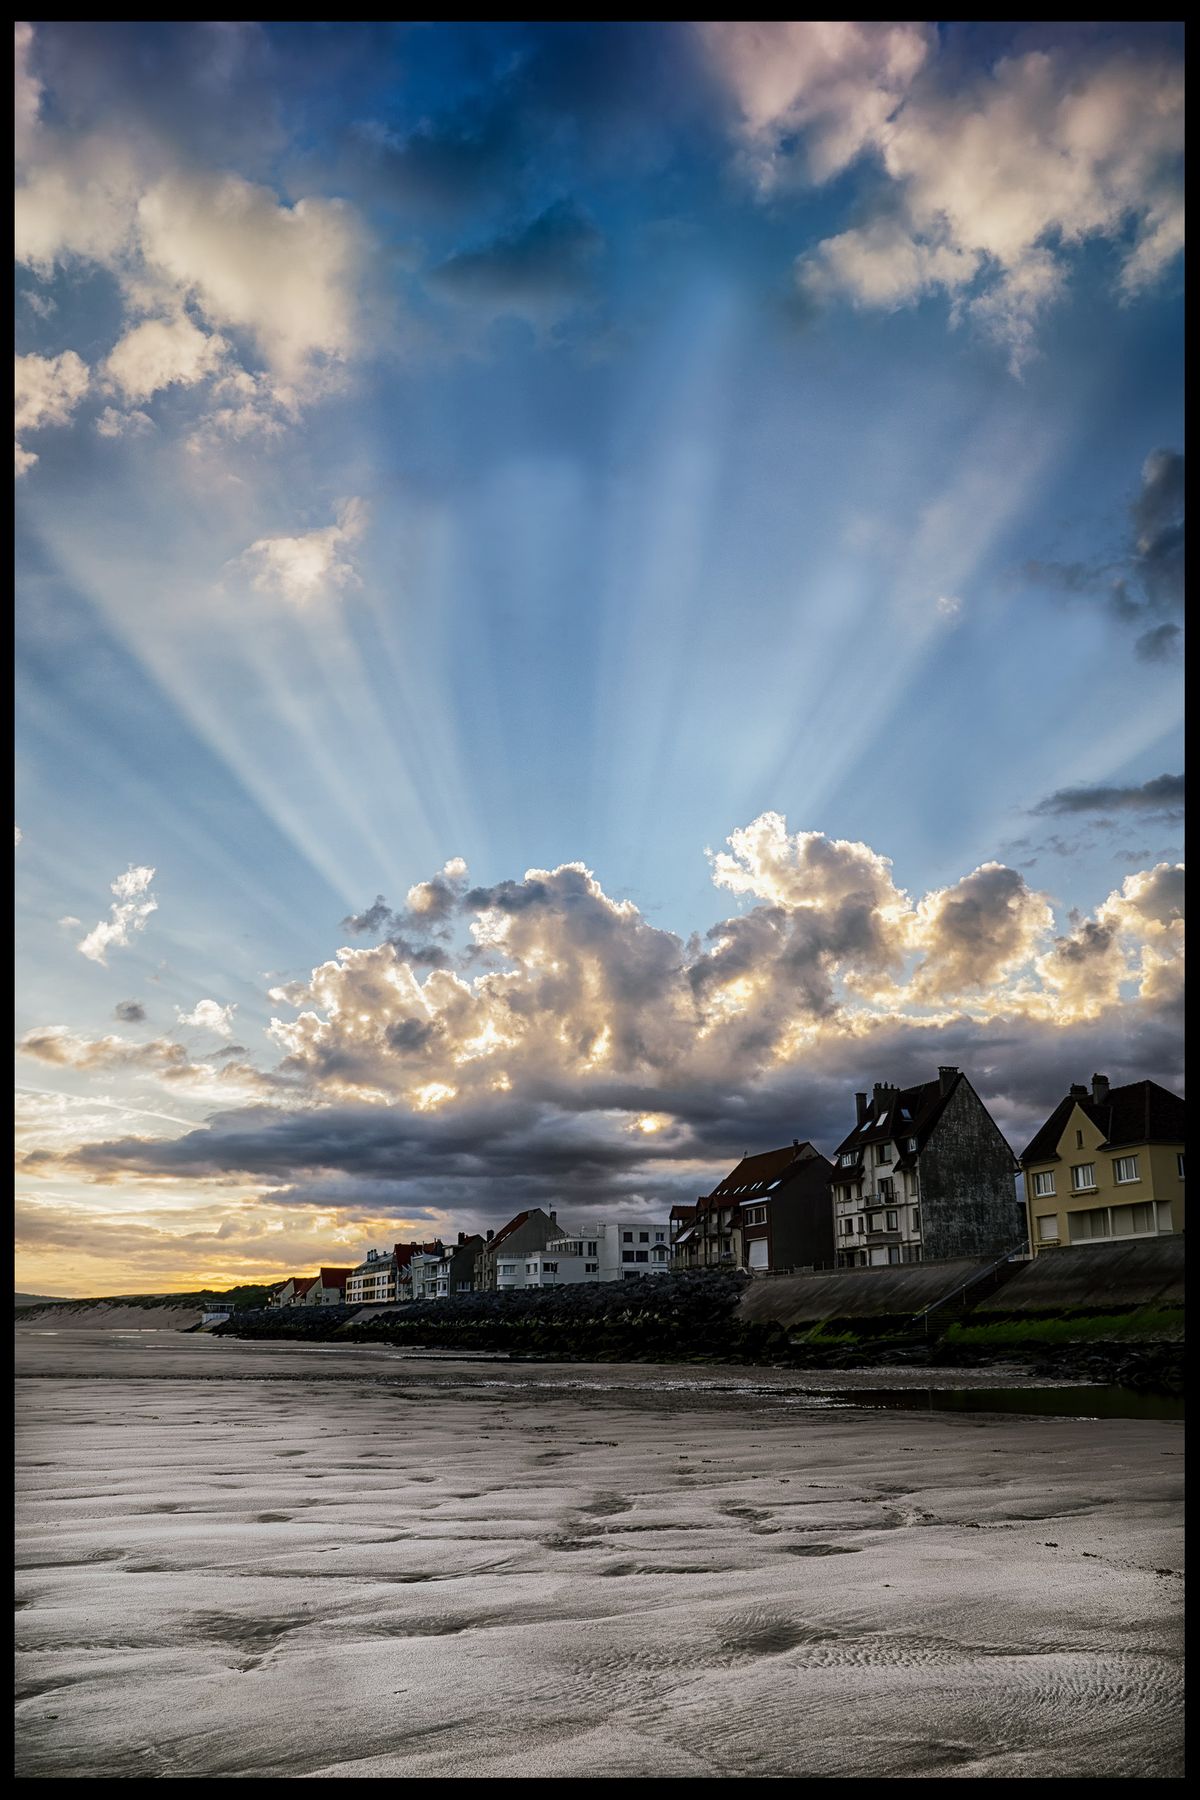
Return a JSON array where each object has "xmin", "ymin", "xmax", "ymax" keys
[
  {"xmin": 270, "ymin": 1278, "xmax": 299, "ymax": 1308},
  {"xmin": 521, "ymin": 1220, "xmax": 671, "ymax": 1285},
  {"xmin": 289, "ymin": 1275, "xmax": 319, "ymax": 1305},
  {"xmin": 1020, "ymin": 1075, "xmax": 1185, "ymax": 1254},
  {"xmin": 673, "ymin": 1143, "xmax": 834, "ymax": 1273},
  {"xmin": 432, "ymin": 1234, "xmax": 484, "ymax": 1299},
  {"xmin": 302, "ymin": 1267, "xmax": 351, "ymax": 1306},
  {"xmin": 345, "ymin": 1248, "xmax": 399, "ymax": 1306},
  {"xmin": 831, "ymin": 1067, "xmax": 1021, "ymax": 1267},
  {"xmin": 475, "ymin": 1208, "xmax": 565, "ymax": 1291}
]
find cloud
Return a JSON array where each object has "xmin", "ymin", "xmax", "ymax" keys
[
  {"xmin": 175, "ymin": 998, "xmax": 237, "ymax": 1038},
  {"xmin": 699, "ymin": 22, "xmax": 932, "ymax": 187},
  {"xmin": 910, "ymin": 863, "xmax": 1054, "ymax": 1000},
  {"xmin": 135, "ymin": 170, "xmax": 365, "ymax": 388},
  {"xmin": 18, "ymin": 815, "xmax": 1184, "ymax": 1244},
  {"xmin": 114, "ymin": 1000, "xmax": 147, "ymax": 1023},
  {"xmin": 1025, "ymin": 446, "xmax": 1184, "ymax": 655},
  {"xmin": 431, "ymin": 200, "xmax": 604, "ymax": 321},
  {"xmin": 14, "ymin": 349, "xmax": 89, "ymax": 474},
  {"xmin": 704, "ymin": 28, "xmax": 1183, "ymax": 371},
  {"xmin": 95, "ymin": 405, "xmax": 154, "ymax": 439},
  {"xmin": 14, "ymin": 21, "xmax": 41, "ymax": 161},
  {"xmin": 1034, "ymin": 772, "xmax": 1184, "ymax": 818},
  {"xmin": 238, "ymin": 497, "xmax": 368, "ymax": 605},
  {"xmin": 103, "ymin": 312, "xmax": 227, "ymax": 402},
  {"xmin": 77, "ymin": 863, "xmax": 157, "ymax": 964}
]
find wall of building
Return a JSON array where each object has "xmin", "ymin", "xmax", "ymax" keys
[
  {"xmin": 919, "ymin": 1079, "xmax": 1023, "ymax": 1261},
  {"xmin": 1024, "ymin": 1105, "xmax": 1184, "ymax": 1252},
  {"xmin": 972, "ymin": 1234, "xmax": 1184, "ymax": 1313}
]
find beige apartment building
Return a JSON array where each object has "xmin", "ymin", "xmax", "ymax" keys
[{"xmin": 1020, "ymin": 1075, "xmax": 1185, "ymax": 1253}]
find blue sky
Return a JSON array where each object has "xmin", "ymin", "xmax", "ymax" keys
[{"xmin": 14, "ymin": 22, "xmax": 1184, "ymax": 1293}]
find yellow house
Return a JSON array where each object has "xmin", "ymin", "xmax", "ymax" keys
[{"xmin": 1020, "ymin": 1074, "xmax": 1185, "ymax": 1254}]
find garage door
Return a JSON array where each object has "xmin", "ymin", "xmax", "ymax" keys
[{"xmin": 748, "ymin": 1238, "xmax": 769, "ymax": 1270}]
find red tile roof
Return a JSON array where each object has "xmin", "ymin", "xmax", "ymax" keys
[
  {"xmin": 292, "ymin": 1275, "xmax": 318, "ymax": 1297},
  {"xmin": 317, "ymin": 1267, "xmax": 350, "ymax": 1289}
]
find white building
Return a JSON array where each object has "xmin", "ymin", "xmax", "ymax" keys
[
  {"xmin": 519, "ymin": 1220, "xmax": 671, "ymax": 1286},
  {"xmin": 345, "ymin": 1248, "xmax": 398, "ymax": 1305}
]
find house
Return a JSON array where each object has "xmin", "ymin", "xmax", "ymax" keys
[
  {"xmin": 1019, "ymin": 1074, "xmax": 1185, "ymax": 1254},
  {"xmin": 269, "ymin": 1278, "xmax": 300, "ymax": 1308},
  {"xmin": 830, "ymin": 1067, "xmax": 1021, "ymax": 1267},
  {"xmin": 433, "ymin": 1233, "xmax": 484, "ymax": 1299},
  {"xmin": 668, "ymin": 1204, "xmax": 698, "ymax": 1268},
  {"xmin": 301, "ymin": 1267, "xmax": 352, "ymax": 1306},
  {"xmin": 475, "ymin": 1208, "xmax": 568, "ymax": 1290},
  {"xmin": 289, "ymin": 1275, "xmax": 319, "ymax": 1306},
  {"xmin": 735, "ymin": 1144, "xmax": 834, "ymax": 1272},
  {"xmin": 522, "ymin": 1219, "xmax": 672, "ymax": 1285},
  {"xmin": 345, "ymin": 1248, "xmax": 399, "ymax": 1306},
  {"xmin": 676, "ymin": 1143, "xmax": 833, "ymax": 1273},
  {"xmin": 408, "ymin": 1242, "xmax": 447, "ymax": 1303}
]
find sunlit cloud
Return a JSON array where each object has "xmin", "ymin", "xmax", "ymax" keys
[{"xmin": 77, "ymin": 864, "xmax": 158, "ymax": 964}]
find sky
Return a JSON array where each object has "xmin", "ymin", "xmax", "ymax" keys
[{"xmin": 14, "ymin": 20, "xmax": 1184, "ymax": 1297}]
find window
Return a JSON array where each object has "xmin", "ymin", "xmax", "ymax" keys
[
  {"xmin": 906, "ymin": 1137, "xmax": 918, "ymax": 1152},
  {"xmin": 857, "ymin": 1217, "xmax": 865, "ymax": 1233},
  {"xmin": 1071, "ymin": 1164, "xmax": 1096, "ymax": 1191},
  {"xmin": 622, "ymin": 1231, "xmax": 633, "ymax": 1243},
  {"xmin": 887, "ymin": 1246, "xmax": 901, "ymax": 1265},
  {"xmin": 1177, "ymin": 1154, "xmax": 1185, "ymax": 1180},
  {"xmin": 635, "ymin": 1250, "xmax": 648, "ymax": 1263},
  {"xmin": 622, "ymin": 1250, "xmax": 635, "ymax": 1263},
  {"xmin": 877, "ymin": 1144, "xmax": 892, "ymax": 1164},
  {"xmin": 1036, "ymin": 1215, "xmax": 1059, "ymax": 1242},
  {"xmin": 877, "ymin": 1112, "xmax": 888, "ymax": 1129},
  {"xmin": 639, "ymin": 1231, "xmax": 649, "ymax": 1243},
  {"xmin": 1113, "ymin": 1156, "xmax": 1141, "ymax": 1184},
  {"xmin": 841, "ymin": 1219, "xmax": 854, "ymax": 1236},
  {"xmin": 655, "ymin": 1231, "xmax": 664, "ymax": 1242},
  {"xmin": 1075, "ymin": 1129, "xmax": 1084, "ymax": 1148},
  {"xmin": 879, "ymin": 1178, "xmax": 894, "ymax": 1201},
  {"xmin": 587, "ymin": 1242, "xmax": 597, "ymax": 1256},
  {"xmin": 585, "ymin": 1262, "xmax": 598, "ymax": 1273},
  {"xmin": 744, "ymin": 1205, "xmax": 766, "ymax": 1225},
  {"xmin": 1032, "ymin": 1171, "xmax": 1056, "ymax": 1198},
  {"xmin": 869, "ymin": 1212, "xmax": 884, "ymax": 1232},
  {"xmin": 886, "ymin": 1210, "xmax": 898, "ymax": 1231},
  {"xmin": 1067, "ymin": 1207, "xmax": 1110, "ymax": 1242},
  {"xmin": 1111, "ymin": 1202, "xmax": 1155, "ymax": 1238},
  {"xmin": 543, "ymin": 1262, "xmax": 558, "ymax": 1274},
  {"xmin": 840, "ymin": 1152, "xmax": 857, "ymax": 1165},
  {"xmin": 911, "ymin": 1209, "xmax": 920, "ymax": 1235}
]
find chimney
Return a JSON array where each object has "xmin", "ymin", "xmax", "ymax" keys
[
  {"xmin": 549, "ymin": 1209, "xmax": 557, "ymax": 1222},
  {"xmin": 938, "ymin": 1065, "xmax": 958, "ymax": 1095},
  {"xmin": 1069, "ymin": 1083, "xmax": 1088, "ymax": 1098},
  {"xmin": 1091, "ymin": 1073, "xmax": 1110, "ymax": 1105},
  {"xmin": 458, "ymin": 1231, "xmax": 466, "ymax": 1246},
  {"xmin": 855, "ymin": 1092, "xmax": 868, "ymax": 1125},
  {"xmin": 792, "ymin": 1138, "xmax": 800, "ymax": 1151},
  {"xmin": 486, "ymin": 1228, "xmax": 494, "ymax": 1243}
]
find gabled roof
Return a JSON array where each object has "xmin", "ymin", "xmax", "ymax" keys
[
  {"xmin": 486, "ymin": 1209, "xmax": 554, "ymax": 1251},
  {"xmin": 292, "ymin": 1275, "xmax": 318, "ymax": 1297},
  {"xmin": 832, "ymin": 1075, "xmax": 962, "ymax": 1160},
  {"xmin": 317, "ymin": 1267, "xmax": 350, "ymax": 1288},
  {"xmin": 1020, "ymin": 1080, "xmax": 1186, "ymax": 1165},
  {"xmin": 704, "ymin": 1142, "xmax": 830, "ymax": 1205},
  {"xmin": 669, "ymin": 1204, "xmax": 696, "ymax": 1224}
]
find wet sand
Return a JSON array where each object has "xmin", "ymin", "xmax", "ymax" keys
[{"xmin": 15, "ymin": 1331, "xmax": 1184, "ymax": 1779}]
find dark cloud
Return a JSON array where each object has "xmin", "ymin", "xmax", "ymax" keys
[
  {"xmin": 1034, "ymin": 772, "xmax": 1184, "ymax": 817},
  {"xmin": 1136, "ymin": 622, "xmax": 1183, "ymax": 663},
  {"xmin": 431, "ymin": 201, "xmax": 603, "ymax": 314},
  {"xmin": 342, "ymin": 894, "xmax": 393, "ymax": 934},
  {"xmin": 113, "ymin": 1000, "xmax": 146, "ymax": 1023},
  {"xmin": 1024, "ymin": 447, "xmax": 1184, "ymax": 655}
]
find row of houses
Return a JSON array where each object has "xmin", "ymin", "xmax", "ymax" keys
[
  {"xmin": 671, "ymin": 1065, "xmax": 1185, "ymax": 1275},
  {"xmin": 269, "ymin": 1065, "xmax": 1185, "ymax": 1305},
  {"xmin": 269, "ymin": 1211, "xmax": 672, "ymax": 1309}
]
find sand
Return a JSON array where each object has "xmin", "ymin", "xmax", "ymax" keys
[{"xmin": 15, "ymin": 1331, "xmax": 1184, "ymax": 1780}]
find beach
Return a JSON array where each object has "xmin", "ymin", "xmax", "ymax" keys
[{"xmin": 15, "ymin": 1329, "xmax": 1184, "ymax": 1779}]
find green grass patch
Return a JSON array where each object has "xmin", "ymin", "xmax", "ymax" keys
[{"xmin": 944, "ymin": 1305, "xmax": 1184, "ymax": 1347}]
